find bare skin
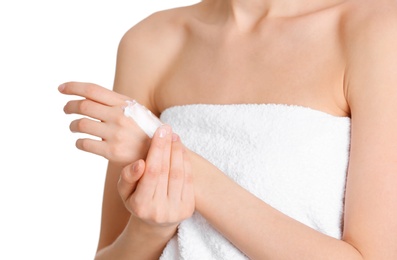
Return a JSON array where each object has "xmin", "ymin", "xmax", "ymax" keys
[{"xmin": 59, "ymin": 0, "xmax": 397, "ymax": 259}]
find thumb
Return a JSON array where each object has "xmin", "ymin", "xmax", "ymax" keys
[{"xmin": 118, "ymin": 160, "xmax": 145, "ymax": 201}]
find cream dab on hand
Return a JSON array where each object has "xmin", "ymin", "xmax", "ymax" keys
[{"xmin": 123, "ymin": 100, "xmax": 163, "ymax": 138}]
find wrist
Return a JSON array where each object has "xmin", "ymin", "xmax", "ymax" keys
[
  {"xmin": 104, "ymin": 216, "xmax": 177, "ymax": 260},
  {"xmin": 187, "ymin": 150, "xmax": 214, "ymax": 212},
  {"xmin": 127, "ymin": 215, "xmax": 178, "ymax": 240}
]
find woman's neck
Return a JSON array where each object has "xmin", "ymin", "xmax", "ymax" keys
[{"xmin": 200, "ymin": 0, "xmax": 345, "ymax": 31}]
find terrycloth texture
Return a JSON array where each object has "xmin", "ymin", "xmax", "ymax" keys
[{"xmin": 159, "ymin": 104, "xmax": 351, "ymax": 260}]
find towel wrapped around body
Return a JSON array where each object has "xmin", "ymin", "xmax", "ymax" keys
[{"xmin": 159, "ymin": 104, "xmax": 351, "ymax": 260}]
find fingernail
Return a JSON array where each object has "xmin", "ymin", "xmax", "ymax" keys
[
  {"xmin": 172, "ymin": 133, "xmax": 179, "ymax": 142},
  {"xmin": 58, "ymin": 83, "xmax": 65, "ymax": 92},
  {"xmin": 159, "ymin": 127, "xmax": 167, "ymax": 138}
]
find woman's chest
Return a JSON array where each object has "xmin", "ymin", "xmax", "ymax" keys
[{"xmin": 155, "ymin": 14, "xmax": 349, "ymax": 116}]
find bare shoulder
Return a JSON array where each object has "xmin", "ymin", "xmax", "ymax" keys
[
  {"xmin": 341, "ymin": 0, "xmax": 397, "ymax": 52},
  {"xmin": 112, "ymin": 4, "xmax": 200, "ymax": 113},
  {"xmin": 340, "ymin": 0, "xmax": 397, "ymax": 99},
  {"xmin": 120, "ymin": 5, "xmax": 197, "ymax": 47},
  {"xmin": 343, "ymin": 0, "xmax": 397, "ymax": 23}
]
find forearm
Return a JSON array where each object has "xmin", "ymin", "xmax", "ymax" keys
[
  {"xmin": 190, "ymin": 152, "xmax": 363, "ymax": 260},
  {"xmin": 95, "ymin": 216, "xmax": 175, "ymax": 260}
]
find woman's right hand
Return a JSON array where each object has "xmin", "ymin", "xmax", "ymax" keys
[
  {"xmin": 117, "ymin": 125, "xmax": 195, "ymax": 231},
  {"xmin": 59, "ymin": 81, "xmax": 151, "ymax": 165}
]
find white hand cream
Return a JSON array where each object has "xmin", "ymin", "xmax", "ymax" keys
[{"xmin": 123, "ymin": 100, "xmax": 163, "ymax": 138}]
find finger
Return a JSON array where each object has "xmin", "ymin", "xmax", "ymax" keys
[
  {"xmin": 168, "ymin": 134, "xmax": 185, "ymax": 200},
  {"xmin": 75, "ymin": 138, "xmax": 139, "ymax": 164},
  {"xmin": 154, "ymin": 125, "xmax": 173, "ymax": 199},
  {"xmin": 118, "ymin": 160, "xmax": 145, "ymax": 201},
  {"xmin": 181, "ymin": 145, "xmax": 194, "ymax": 203},
  {"xmin": 58, "ymin": 81, "xmax": 129, "ymax": 106},
  {"xmin": 63, "ymin": 99, "xmax": 120, "ymax": 122},
  {"xmin": 69, "ymin": 118, "xmax": 111, "ymax": 140},
  {"xmin": 75, "ymin": 138, "xmax": 107, "ymax": 157},
  {"xmin": 134, "ymin": 125, "xmax": 171, "ymax": 198}
]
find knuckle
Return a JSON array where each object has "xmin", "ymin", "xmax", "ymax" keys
[
  {"xmin": 84, "ymin": 83, "xmax": 97, "ymax": 97},
  {"xmin": 152, "ymin": 208, "xmax": 167, "ymax": 224},
  {"xmin": 184, "ymin": 171, "xmax": 194, "ymax": 185},
  {"xmin": 145, "ymin": 165, "xmax": 160, "ymax": 177},
  {"xmin": 115, "ymin": 113, "xmax": 130, "ymax": 126},
  {"xmin": 106, "ymin": 144, "xmax": 136, "ymax": 163},
  {"xmin": 131, "ymin": 206, "xmax": 146, "ymax": 219},
  {"xmin": 160, "ymin": 163, "xmax": 170, "ymax": 175},
  {"xmin": 151, "ymin": 137, "xmax": 165, "ymax": 150},
  {"xmin": 172, "ymin": 140, "xmax": 183, "ymax": 151},
  {"xmin": 78, "ymin": 100, "xmax": 91, "ymax": 114},
  {"xmin": 130, "ymin": 197, "xmax": 147, "ymax": 217},
  {"xmin": 169, "ymin": 168, "xmax": 183, "ymax": 180},
  {"xmin": 112, "ymin": 129, "xmax": 126, "ymax": 143},
  {"xmin": 107, "ymin": 145, "xmax": 125, "ymax": 161},
  {"xmin": 75, "ymin": 118, "xmax": 90, "ymax": 132}
]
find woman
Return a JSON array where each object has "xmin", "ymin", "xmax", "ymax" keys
[{"xmin": 59, "ymin": 0, "xmax": 397, "ymax": 259}]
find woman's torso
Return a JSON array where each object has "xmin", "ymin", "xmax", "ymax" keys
[{"xmin": 158, "ymin": 103, "xmax": 351, "ymax": 259}]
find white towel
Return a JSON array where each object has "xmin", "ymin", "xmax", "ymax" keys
[{"xmin": 159, "ymin": 104, "xmax": 351, "ymax": 260}]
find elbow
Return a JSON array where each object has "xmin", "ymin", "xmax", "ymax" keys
[{"xmin": 342, "ymin": 236, "xmax": 396, "ymax": 260}]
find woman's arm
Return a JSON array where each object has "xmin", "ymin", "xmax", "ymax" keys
[
  {"xmin": 60, "ymin": 81, "xmax": 172, "ymax": 259},
  {"xmin": 96, "ymin": 10, "xmax": 188, "ymax": 257},
  {"xmin": 96, "ymin": 126, "xmax": 194, "ymax": 260},
  {"xmin": 187, "ymin": 6, "xmax": 397, "ymax": 259},
  {"xmin": 188, "ymin": 152, "xmax": 363, "ymax": 259},
  {"xmin": 59, "ymin": 10, "xmax": 189, "ymax": 259},
  {"xmin": 341, "ymin": 4, "xmax": 397, "ymax": 258}
]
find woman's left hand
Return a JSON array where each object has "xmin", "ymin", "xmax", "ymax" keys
[
  {"xmin": 118, "ymin": 125, "xmax": 195, "ymax": 230},
  {"xmin": 59, "ymin": 81, "xmax": 151, "ymax": 165}
]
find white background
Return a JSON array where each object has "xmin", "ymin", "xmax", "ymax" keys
[{"xmin": 0, "ymin": 1, "xmax": 198, "ymax": 259}]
